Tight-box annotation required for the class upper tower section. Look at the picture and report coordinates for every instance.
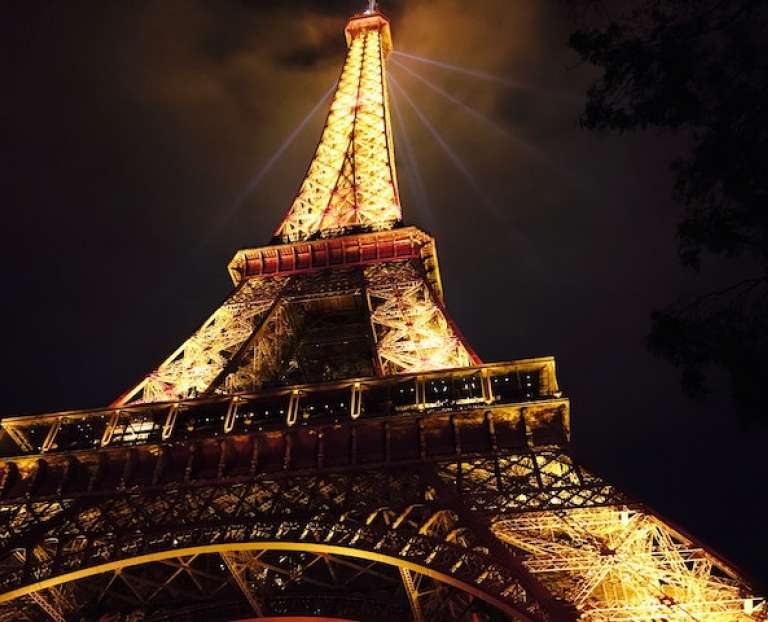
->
[274,10,401,243]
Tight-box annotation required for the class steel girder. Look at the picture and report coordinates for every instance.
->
[0,398,762,620]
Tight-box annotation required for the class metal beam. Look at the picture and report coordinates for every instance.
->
[221,551,264,617]
[399,567,423,622]
[27,591,65,622]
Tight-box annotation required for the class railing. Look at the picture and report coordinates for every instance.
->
[0,359,562,458]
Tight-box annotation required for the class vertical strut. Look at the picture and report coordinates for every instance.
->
[400,567,424,622]
[27,591,66,622]
[220,552,264,617]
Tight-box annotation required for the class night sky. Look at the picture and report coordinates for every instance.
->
[3,0,766,587]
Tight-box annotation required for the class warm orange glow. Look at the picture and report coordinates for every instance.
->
[275,13,401,241]
[494,508,764,621]
[365,262,477,373]
[115,277,287,405]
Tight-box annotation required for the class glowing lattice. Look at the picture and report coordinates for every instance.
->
[493,507,765,621]
[216,300,295,394]
[118,277,286,405]
[275,14,401,241]
[365,262,474,374]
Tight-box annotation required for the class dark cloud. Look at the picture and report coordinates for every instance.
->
[273,32,345,67]
[2,0,766,588]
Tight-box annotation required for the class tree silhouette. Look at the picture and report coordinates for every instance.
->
[568,0,768,416]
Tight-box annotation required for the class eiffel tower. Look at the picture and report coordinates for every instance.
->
[0,7,764,622]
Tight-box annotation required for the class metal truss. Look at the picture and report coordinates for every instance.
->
[365,262,478,374]
[0,432,762,621]
[219,551,266,616]
[26,590,66,622]
[275,14,401,242]
[0,462,572,621]
[117,278,287,406]
[220,549,494,621]
[494,507,766,621]
[437,452,625,515]
[110,257,478,409]
[15,547,76,622]
[0,548,504,621]
[226,226,443,295]
[215,299,295,395]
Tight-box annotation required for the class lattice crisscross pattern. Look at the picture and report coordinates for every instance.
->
[494,507,765,621]
[438,451,625,515]
[364,262,474,374]
[276,17,400,241]
[118,277,286,405]
[0,470,559,622]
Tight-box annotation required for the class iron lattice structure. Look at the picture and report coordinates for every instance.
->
[275,13,401,242]
[1,9,764,622]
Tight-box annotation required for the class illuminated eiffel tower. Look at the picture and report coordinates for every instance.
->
[0,7,764,622]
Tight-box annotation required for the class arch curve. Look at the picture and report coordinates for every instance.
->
[1,541,517,615]
[0,476,549,621]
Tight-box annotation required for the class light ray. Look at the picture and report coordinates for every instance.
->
[390,78,433,228]
[389,73,547,275]
[200,81,336,246]
[388,74,499,218]
[234,80,338,212]
[390,58,571,179]
[392,50,582,102]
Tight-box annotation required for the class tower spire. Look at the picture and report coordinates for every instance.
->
[274,10,401,242]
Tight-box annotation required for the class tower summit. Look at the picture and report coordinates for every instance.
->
[0,6,764,622]
[275,9,400,242]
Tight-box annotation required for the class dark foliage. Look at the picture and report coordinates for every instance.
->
[647,277,767,410]
[569,0,768,415]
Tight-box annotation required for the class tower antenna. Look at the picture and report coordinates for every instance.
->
[367,0,377,14]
